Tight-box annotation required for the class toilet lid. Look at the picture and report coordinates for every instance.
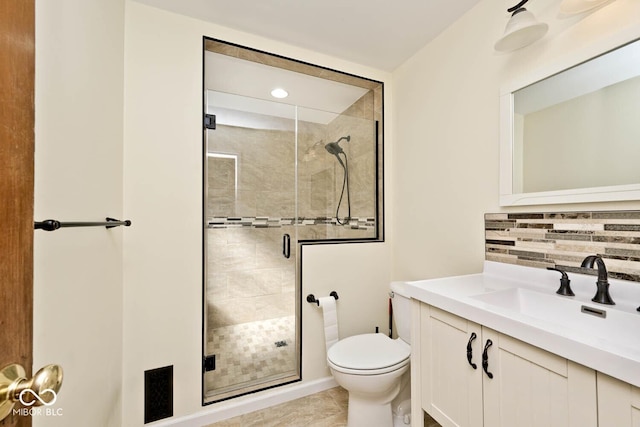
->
[327,333,410,371]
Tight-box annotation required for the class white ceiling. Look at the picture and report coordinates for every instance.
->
[205,52,370,125]
[133,0,480,71]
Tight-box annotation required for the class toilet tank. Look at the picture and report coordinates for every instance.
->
[390,281,412,344]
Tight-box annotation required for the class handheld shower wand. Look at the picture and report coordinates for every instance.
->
[324,136,351,225]
[324,136,349,167]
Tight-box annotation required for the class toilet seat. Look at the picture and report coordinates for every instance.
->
[327,333,410,375]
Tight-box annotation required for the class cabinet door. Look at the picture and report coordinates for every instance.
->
[597,372,640,426]
[421,304,483,427]
[482,328,597,427]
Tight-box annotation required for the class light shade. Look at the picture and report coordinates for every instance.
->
[560,0,614,15]
[495,8,549,52]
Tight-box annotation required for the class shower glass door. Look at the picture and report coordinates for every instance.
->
[204,91,300,401]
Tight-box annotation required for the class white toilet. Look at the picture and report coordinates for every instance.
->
[327,282,412,427]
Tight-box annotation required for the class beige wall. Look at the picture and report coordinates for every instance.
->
[391,0,640,282]
[33,1,390,425]
[34,0,125,426]
[35,0,640,424]
[123,1,391,425]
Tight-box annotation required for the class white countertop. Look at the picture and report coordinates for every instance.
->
[405,261,640,387]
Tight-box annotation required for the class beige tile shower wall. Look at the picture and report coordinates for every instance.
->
[298,120,335,219]
[206,38,383,241]
[208,157,235,216]
[209,125,296,218]
[327,92,376,220]
[209,90,379,240]
[207,227,295,328]
[298,90,379,240]
[297,108,377,225]
[486,211,640,282]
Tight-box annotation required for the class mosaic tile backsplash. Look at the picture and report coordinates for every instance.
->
[485,211,640,282]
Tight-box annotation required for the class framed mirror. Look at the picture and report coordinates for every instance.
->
[499,38,640,206]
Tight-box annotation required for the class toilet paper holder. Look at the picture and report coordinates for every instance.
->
[306,291,339,306]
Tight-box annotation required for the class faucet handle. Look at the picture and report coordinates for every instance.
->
[547,267,575,296]
[580,255,615,305]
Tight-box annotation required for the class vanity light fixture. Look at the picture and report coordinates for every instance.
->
[270,88,289,99]
[559,0,615,15]
[494,0,549,52]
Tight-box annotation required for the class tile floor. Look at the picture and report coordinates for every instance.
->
[205,387,442,427]
[205,316,297,395]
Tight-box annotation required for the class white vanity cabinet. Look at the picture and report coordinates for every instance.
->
[419,304,482,427]
[481,328,597,427]
[418,303,598,427]
[596,373,640,426]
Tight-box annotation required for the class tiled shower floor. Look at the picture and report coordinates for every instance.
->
[205,316,297,394]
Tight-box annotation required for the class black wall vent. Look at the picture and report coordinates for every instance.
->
[144,365,173,424]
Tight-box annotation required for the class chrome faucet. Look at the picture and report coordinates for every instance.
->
[581,255,615,305]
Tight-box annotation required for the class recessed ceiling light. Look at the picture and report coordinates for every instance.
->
[270,88,289,99]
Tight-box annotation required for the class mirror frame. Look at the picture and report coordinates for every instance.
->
[499,34,640,206]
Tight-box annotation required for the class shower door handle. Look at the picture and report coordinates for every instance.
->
[283,234,291,259]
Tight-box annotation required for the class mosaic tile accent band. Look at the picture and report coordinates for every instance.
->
[485,211,640,282]
[208,216,376,230]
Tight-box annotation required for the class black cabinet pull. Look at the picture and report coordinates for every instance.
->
[466,332,478,369]
[283,234,291,259]
[482,339,494,379]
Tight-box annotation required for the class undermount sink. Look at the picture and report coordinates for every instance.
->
[471,287,570,315]
[471,287,640,348]
[406,261,640,387]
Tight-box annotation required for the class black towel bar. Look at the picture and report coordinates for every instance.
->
[306,291,339,306]
[34,217,132,231]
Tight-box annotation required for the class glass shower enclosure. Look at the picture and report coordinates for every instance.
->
[203,43,381,403]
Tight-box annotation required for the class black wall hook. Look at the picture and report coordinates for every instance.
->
[306,291,339,306]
